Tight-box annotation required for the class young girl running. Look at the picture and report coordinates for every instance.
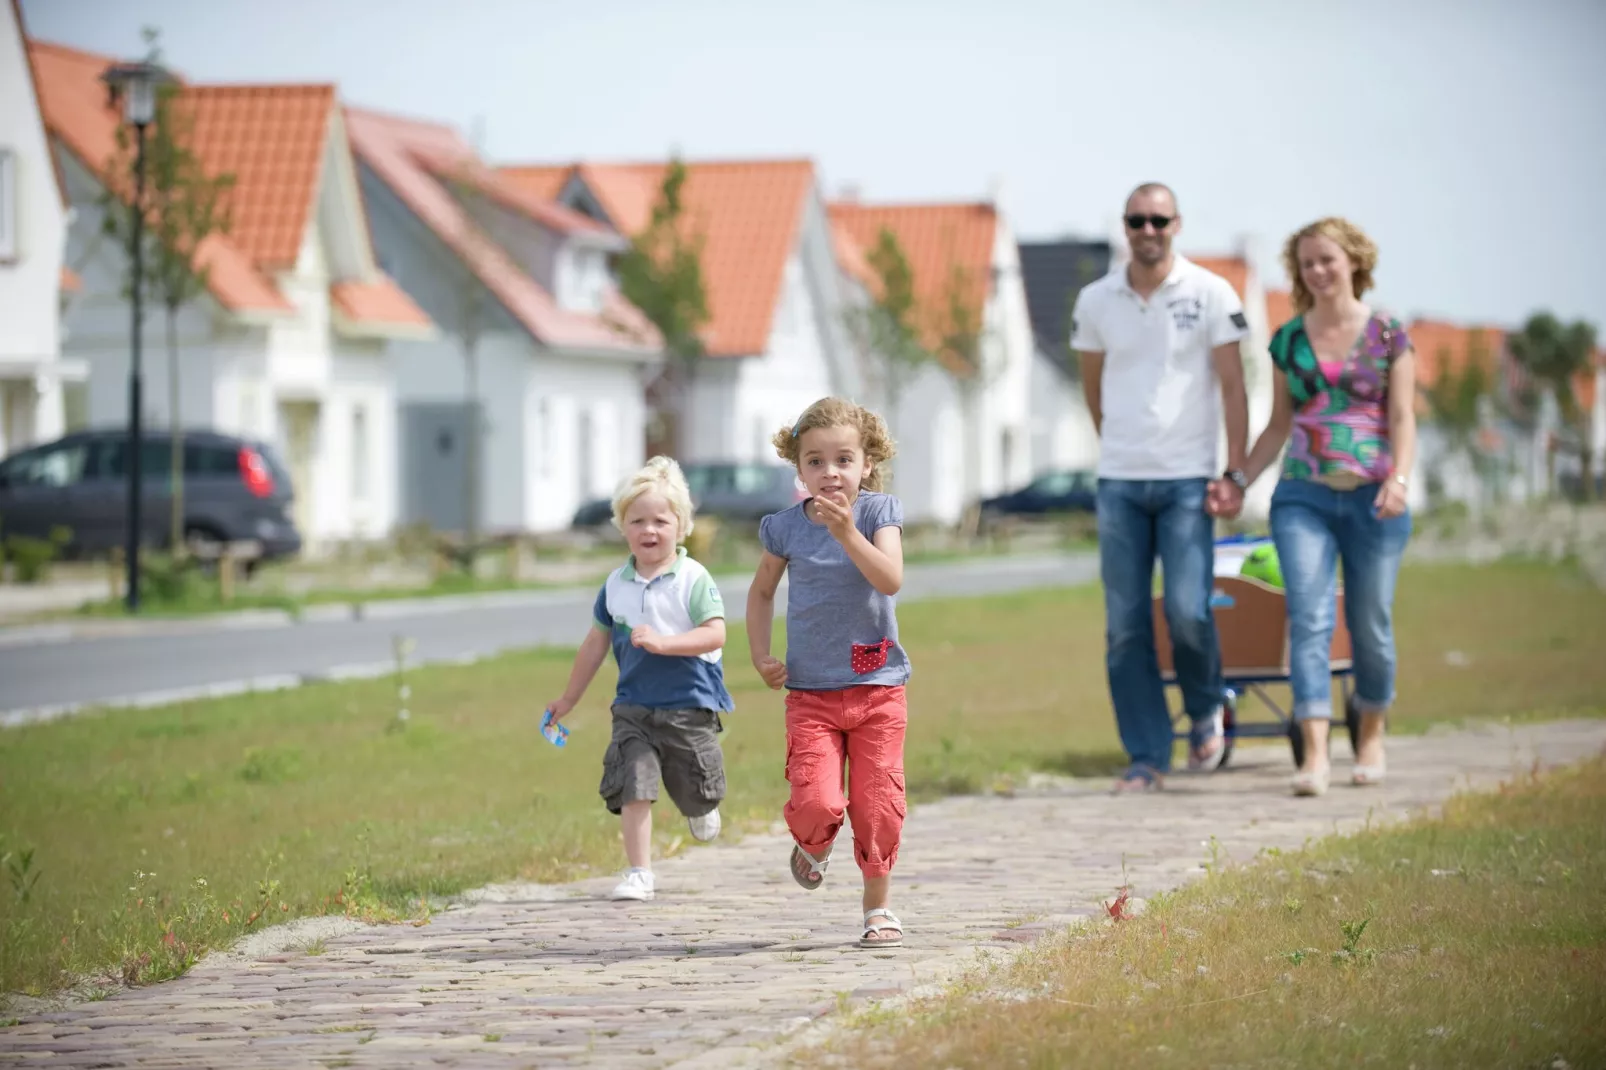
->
[746,397,909,948]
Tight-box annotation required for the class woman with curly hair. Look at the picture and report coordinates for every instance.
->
[1240,218,1418,796]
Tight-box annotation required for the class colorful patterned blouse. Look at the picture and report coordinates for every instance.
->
[1268,312,1411,482]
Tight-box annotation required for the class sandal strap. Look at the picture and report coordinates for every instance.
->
[863,907,900,926]
[795,844,832,874]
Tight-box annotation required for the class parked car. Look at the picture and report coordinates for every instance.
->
[570,462,805,529]
[980,469,1098,518]
[0,429,302,561]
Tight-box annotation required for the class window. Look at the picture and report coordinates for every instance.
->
[0,148,16,261]
[8,443,89,488]
[94,439,173,481]
[351,406,370,501]
[184,443,239,476]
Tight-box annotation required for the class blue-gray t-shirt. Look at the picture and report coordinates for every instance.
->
[758,491,910,691]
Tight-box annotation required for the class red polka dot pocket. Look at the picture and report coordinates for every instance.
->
[850,638,894,675]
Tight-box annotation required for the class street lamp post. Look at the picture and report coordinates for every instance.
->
[101,60,172,613]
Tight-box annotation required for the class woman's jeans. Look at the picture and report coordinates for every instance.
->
[1269,479,1412,723]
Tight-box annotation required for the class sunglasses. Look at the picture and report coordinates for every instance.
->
[1124,214,1174,231]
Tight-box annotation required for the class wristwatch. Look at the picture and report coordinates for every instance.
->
[1223,468,1248,491]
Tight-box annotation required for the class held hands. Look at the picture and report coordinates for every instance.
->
[754,654,788,690]
[813,491,855,543]
[1373,478,1408,519]
[630,625,667,655]
[1205,479,1245,519]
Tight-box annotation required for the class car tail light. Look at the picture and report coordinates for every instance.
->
[239,446,275,498]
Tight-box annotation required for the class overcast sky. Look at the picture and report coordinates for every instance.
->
[21,0,1606,328]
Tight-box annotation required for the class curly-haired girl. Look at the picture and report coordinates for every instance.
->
[746,396,910,948]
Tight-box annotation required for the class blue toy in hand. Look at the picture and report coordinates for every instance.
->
[540,709,570,748]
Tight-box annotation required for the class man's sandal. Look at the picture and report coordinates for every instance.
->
[789,843,831,891]
[859,907,904,948]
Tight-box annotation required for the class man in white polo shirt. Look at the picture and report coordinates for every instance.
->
[1071,182,1250,793]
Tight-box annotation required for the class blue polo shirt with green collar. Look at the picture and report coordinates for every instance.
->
[592,546,734,712]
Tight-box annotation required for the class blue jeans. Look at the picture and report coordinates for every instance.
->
[1270,479,1412,722]
[1097,478,1223,775]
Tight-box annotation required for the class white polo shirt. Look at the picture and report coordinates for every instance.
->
[1070,255,1248,480]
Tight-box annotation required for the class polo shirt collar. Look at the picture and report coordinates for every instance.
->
[1119,254,1194,295]
[621,545,687,583]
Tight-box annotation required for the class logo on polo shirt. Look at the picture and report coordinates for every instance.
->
[1168,296,1203,331]
[1230,311,1248,330]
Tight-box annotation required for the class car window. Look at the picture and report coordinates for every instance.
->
[734,465,778,494]
[7,444,89,488]
[185,443,239,476]
[1031,471,1075,496]
[94,440,174,480]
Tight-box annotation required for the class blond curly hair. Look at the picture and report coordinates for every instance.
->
[771,397,897,492]
[611,455,695,539]
[1283,216,1379,314]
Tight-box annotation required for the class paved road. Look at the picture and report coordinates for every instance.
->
[3,719,1600,1068]
[0,553,1097,724]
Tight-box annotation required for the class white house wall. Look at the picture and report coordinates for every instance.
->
[894,364,965,524]
[734,251,837,465]
[523,353,646,530]
[0,8,67,451]
[1028,349,1099,474]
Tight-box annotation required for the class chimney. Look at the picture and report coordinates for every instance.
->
[838,183,862,204]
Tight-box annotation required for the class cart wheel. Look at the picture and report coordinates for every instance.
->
[1219,690,1238,770]
[1344,694,1361,758]
[1287,717,1305,768]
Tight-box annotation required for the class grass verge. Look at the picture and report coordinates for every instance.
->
[0,560,1601,999]
[809,754,1606,1070]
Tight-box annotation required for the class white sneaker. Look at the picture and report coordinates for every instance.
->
[688,807,721,843]
[609,868,655,901]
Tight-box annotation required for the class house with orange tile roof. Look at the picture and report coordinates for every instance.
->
[29,37,435,550]
[0,1,81,456]
[500,157,866,473]
[347,111,661,535]
[827,196,1034,523]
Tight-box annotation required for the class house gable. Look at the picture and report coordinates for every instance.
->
[346,107,654,356]
[502,157,816,359]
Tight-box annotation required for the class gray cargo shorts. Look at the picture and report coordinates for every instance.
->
[600,704,726,818]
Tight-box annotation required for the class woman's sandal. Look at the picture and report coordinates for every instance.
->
[1291,765,1330,797]
[789,843,832,891]
[859,907,904,948]
[1352,709,1388,786]
[1351,759,1387,786]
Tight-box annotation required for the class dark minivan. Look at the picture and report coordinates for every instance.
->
[0,429,301,560]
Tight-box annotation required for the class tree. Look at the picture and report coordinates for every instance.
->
[101,28,235,556]
[845,227,930,437]
[615,159,710,458]
[1508,311,1599,496]
[1422,334,1496,509]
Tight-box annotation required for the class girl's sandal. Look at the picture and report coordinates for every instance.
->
[789,843,831,891]
[859,907,904,948]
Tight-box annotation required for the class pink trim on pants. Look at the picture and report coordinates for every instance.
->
[783,685,908,879]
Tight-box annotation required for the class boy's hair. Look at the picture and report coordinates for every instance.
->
[771,397,897,492]
[612,455,696,538]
